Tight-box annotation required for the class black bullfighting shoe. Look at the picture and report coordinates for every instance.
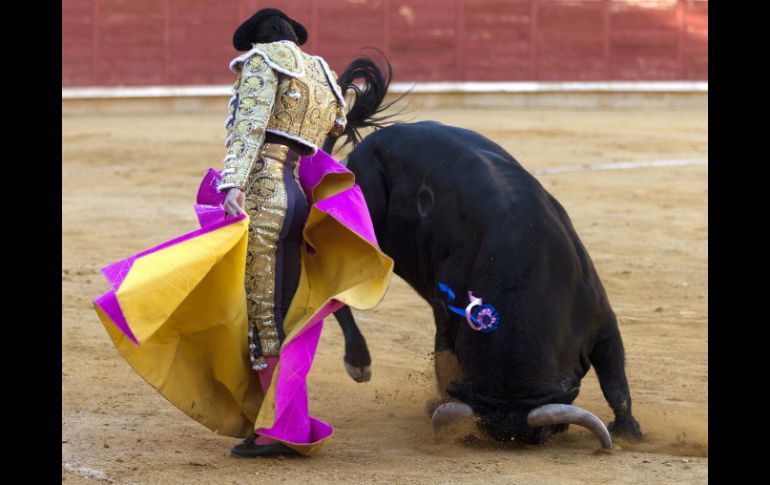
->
[229,434,299,458]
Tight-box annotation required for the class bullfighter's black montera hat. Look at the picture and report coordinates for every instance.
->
[233,8,308,51]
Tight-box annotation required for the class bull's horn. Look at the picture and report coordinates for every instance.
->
[432,402,474,430]
[527,404,612,449]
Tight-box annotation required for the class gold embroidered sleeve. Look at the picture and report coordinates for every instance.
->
[217,55,279,192]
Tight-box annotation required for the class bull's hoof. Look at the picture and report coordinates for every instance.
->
[608,416,643,441]
[344,361,371,383]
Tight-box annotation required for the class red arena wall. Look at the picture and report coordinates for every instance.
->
[62,0,707,87]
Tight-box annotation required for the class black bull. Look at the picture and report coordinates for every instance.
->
[331,121,642,447]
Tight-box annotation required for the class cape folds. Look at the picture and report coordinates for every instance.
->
[93,149,394,455]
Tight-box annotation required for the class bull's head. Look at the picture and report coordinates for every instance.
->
[431,285,614,450]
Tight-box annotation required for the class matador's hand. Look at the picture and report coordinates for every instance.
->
[224,188,246,217]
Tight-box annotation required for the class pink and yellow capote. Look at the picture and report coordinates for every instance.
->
[92,149,394,456]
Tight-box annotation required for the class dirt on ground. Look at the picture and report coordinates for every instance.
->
[62,103,707,484]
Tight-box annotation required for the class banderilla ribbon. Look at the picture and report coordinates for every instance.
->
[438,282,500,333]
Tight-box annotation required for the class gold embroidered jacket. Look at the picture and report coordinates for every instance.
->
[218,40,347,192]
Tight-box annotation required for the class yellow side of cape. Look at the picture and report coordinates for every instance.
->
[94,169,394,455]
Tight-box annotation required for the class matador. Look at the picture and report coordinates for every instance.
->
[220,9,347,373]
[93,7,394,461]
[220,9,347,457]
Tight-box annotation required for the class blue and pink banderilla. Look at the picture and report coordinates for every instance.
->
[438,283,500,333]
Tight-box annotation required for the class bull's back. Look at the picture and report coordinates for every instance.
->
[349,122,580,297]
[356,124,558,239]
[363,121,549,224]
[348,121,609,314]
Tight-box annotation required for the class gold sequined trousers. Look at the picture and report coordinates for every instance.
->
[243,142,308,371]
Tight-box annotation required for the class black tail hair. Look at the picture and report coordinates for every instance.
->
[322,50,406,154]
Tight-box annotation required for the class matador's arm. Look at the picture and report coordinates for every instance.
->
[217,55,279,193]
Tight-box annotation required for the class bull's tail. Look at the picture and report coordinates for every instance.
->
[322,50,406,154]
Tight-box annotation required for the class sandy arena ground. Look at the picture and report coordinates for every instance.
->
[63,103,707,484]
